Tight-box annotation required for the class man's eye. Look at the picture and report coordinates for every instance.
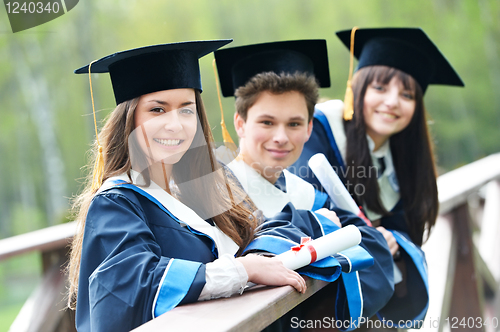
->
[289,122,300,127]
[262,121,273,125]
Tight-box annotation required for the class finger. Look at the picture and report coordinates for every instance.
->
[292,275,306,294]
[388,235,398,248]
[287,275,301,292]
[391,243,400,256]
[291,272,305,293]
[388,239,397,255]
[297,274,306,293]
[288,270,306,293]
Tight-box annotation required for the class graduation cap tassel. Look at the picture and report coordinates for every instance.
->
[212,59,238,153]
[343,80,354,121]
[88,60,105,192]
[343,26,358,121]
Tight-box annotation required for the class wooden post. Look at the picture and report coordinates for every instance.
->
[448,203,484,331]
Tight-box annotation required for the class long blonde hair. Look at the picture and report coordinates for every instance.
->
[67,90,257,309]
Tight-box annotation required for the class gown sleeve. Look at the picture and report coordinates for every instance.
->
[76,191,207,332]
[243,203,347,282]
[377,201,429,328]
[332,207,395,329]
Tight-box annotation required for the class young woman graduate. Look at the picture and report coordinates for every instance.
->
[290,28,465,328]
[213,40,394,330]
[67,40,345,332]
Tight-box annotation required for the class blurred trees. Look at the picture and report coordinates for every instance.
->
[0,0,499,237]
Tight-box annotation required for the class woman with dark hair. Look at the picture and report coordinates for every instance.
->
[66,40,340,332]
[291,28,464,328]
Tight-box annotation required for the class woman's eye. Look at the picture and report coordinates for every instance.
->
[150,107,164,113]
[372,84,385,91]
[180,108,195,115]
[401,91,414,100]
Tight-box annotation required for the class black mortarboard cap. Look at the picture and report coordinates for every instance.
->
[336,28,464,93]
[214,40,330,97]
[75,39,232,104]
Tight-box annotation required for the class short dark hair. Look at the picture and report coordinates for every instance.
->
[234,71,319,121]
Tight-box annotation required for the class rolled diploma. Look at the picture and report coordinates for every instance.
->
[308,153,361,215]
[277,224,361,270]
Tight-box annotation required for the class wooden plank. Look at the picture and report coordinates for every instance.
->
[0,222,76,261]
[448,204,484,331]
[9,250,75,332]
[437,153,500,215]
[475,250,497,298]
[478,180,500,331]
[133,277,329,332]
[478,180,500,283]
[412,214,457,332]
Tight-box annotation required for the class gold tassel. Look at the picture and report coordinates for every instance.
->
[221,122,235,145]
[343,26,358,121]
[213,59,238,154]
[343,80,354,121]
[88,60,105,192]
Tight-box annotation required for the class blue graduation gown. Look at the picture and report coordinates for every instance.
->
[223,158,387,330]
[274,173,394,328]
[77,186,212,332]
[76,175,344,332]
[290,108,429,328]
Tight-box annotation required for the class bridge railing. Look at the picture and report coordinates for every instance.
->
[0,221,77,332]
[415,154,500,332]
[1,153,499,332]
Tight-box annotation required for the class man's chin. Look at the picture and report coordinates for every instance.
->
[261,164,288,176]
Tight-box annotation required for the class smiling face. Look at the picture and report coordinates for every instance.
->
[133,89,198,174]
[235,90,312,183]
[363,76,416,150]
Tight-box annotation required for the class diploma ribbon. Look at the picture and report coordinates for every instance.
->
[291,237,318,264]
[357,206,373,227]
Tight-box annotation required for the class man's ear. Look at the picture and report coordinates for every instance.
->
[305,119,313,142]
[234,112,246,138]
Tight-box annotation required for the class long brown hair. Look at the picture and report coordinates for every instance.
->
[67,90,257,309]
[344,65,438,246]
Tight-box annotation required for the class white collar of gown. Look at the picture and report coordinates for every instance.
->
[97,169,240,257]
[226,159,316,218]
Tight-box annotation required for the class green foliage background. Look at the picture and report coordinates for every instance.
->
[0,0,499,327]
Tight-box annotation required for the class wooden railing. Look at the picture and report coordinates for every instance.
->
[414,153,500,332]
[1,153,499,332]
[0,222,77,332]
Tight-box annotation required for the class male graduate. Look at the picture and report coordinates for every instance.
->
[214,40,394,330]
